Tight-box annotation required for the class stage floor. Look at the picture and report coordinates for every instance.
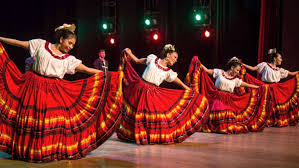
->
[1,126,298,168]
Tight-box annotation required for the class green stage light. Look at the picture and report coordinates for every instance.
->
[102,23,108,30]
[145,19,151,26]
[195,13,201,21]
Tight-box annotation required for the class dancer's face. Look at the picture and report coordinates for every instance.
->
[167,52,178,66]
[59,37,76,53]
[230,65,241,77]
[273,53,282,65]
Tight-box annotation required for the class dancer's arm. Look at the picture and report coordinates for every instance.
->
[240,81,259,89]
[76,64,102,75]
[201,64,214,76]
[124,48,146,64]
[288,71,299,76]
[0,36,29,49]
[173,77,191,90]
[242,63,258,71]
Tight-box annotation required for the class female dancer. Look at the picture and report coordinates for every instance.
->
[237,48,299,127]
[201,57,259,93]
[242,48,298,83]
[185,56,272,133]
[0,24,123,162]
[116,45,209,144]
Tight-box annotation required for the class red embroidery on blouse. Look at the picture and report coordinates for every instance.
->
[266,62,280,71]
[154,57,170,71]
[221,70,237,80]
[45,42,70,60]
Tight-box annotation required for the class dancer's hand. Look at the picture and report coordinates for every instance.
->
[288,71,299,76]
[186,86,192,90]
[124,48,132,61]
[123,49,146,64]
[124,48,132,54]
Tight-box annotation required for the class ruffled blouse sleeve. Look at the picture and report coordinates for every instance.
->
[29,39,44,57]
[280,68,289,79]
[65,56,82,74]
[213,68,222,79]
[165,70,178,82]
[256,62,266,74]
[234,78,243,87]
[146,54,157,65]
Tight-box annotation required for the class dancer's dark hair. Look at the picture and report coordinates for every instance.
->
[160,44,176,59]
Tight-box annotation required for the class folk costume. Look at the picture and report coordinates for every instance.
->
[0,40,123,162]
[116,52,209,144]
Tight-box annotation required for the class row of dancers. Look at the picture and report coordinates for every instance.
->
[0,24,298,162]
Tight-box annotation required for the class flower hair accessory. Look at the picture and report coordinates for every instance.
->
[268,48,277,54]
[164,44,175,52]
[228,56,240,63]
[55,23,76,33]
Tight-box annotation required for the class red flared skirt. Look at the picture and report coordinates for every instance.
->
[237,65,299,127]
[116,52,209,144]
[0,43,123,162]
[185,56,272,134]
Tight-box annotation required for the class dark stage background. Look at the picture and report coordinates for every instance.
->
[0,0,298,84]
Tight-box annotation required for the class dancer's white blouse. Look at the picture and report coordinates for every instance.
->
[213,69,242,93]
[257,62,289,83]
[29,39,82,78]
[142,54,177,86]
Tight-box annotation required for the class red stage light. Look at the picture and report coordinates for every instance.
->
[153,33,159,40]
[204,30,211,38]
[109,38,115,45]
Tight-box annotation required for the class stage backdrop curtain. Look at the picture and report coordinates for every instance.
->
[257,0,281,77]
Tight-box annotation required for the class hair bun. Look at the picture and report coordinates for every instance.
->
[268,48,277,54]
[226,56,241,69]
[228,56,240,63]
[55,23,76,33]
[164,44,175,52]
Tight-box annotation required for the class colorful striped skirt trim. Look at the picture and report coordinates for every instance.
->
[116,52,209,144]
[185,56,272,134]
[0,43,123,162]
